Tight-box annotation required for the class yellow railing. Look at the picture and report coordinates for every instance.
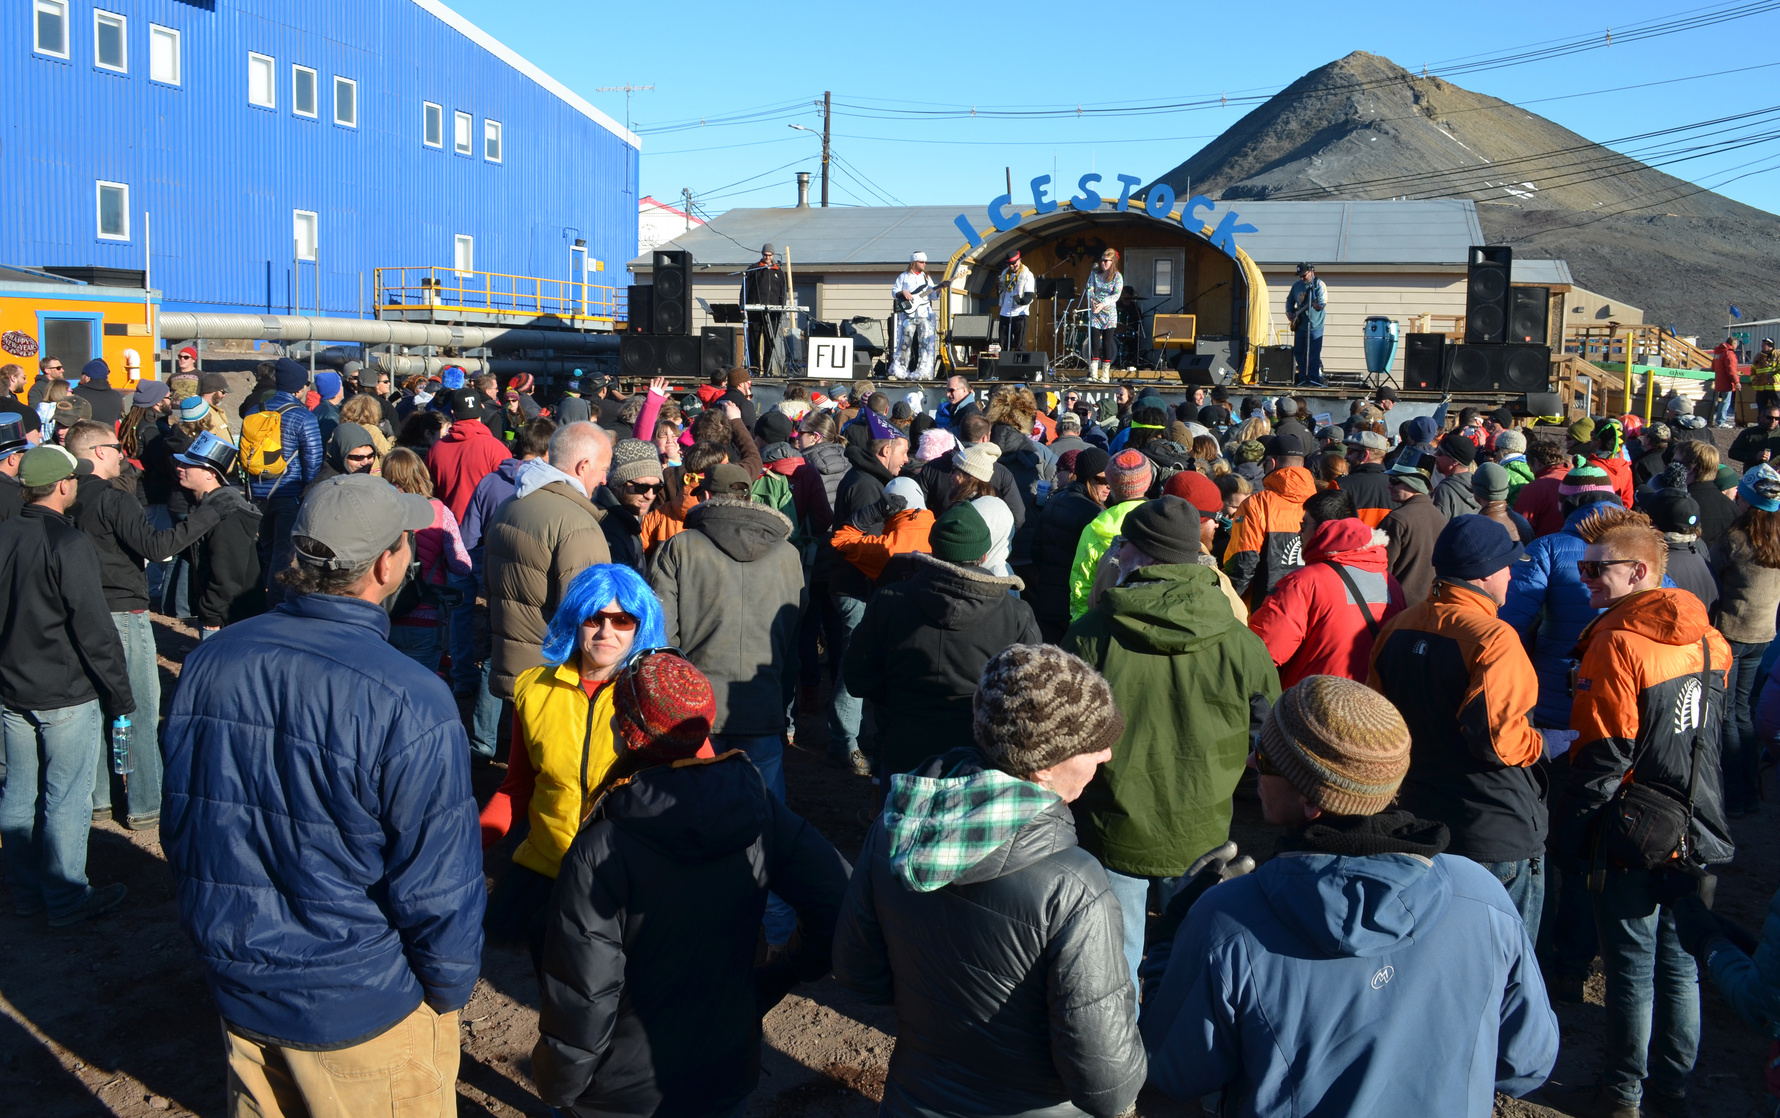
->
[374,266,623,323]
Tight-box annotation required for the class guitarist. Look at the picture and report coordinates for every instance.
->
[1286,262,1328,388]
[996,250,1037,354]
[889,252,942,380]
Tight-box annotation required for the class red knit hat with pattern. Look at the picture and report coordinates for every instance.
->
[1105,449,1154,503]
[613,653,716,762]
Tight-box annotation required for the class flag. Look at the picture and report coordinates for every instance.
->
[1731,305,1743,320]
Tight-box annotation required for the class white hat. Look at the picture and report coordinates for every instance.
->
[910,251,927,263]
[903,391,924,414]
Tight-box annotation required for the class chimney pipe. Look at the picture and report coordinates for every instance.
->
[796,172,811,208]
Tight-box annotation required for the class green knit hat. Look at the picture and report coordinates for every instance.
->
[1567,417,1596,444]
[930,500,992,564]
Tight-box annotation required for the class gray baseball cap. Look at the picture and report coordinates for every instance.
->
[292,475,433,570]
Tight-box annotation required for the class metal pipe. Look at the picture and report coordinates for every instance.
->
[158,311,620,353]
[371,354,614,377]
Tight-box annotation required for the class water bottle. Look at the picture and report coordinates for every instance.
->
[111,716,132,776]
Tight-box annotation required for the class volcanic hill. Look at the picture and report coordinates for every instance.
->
[1149,52,1780,337]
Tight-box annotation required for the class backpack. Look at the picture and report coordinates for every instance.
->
[240,403,297,478]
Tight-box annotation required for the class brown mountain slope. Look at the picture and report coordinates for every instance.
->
[1150,52,1780,336]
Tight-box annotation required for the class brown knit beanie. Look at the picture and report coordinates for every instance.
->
[1259,675,1411,816]
[972,644,1125,777]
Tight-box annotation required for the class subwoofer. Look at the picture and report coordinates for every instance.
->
[1403,333,1447,391]
[1509,286,1550,345]
[700,327,736,378]
[1464,245,1513,345]
[659,333,704,379]
[651,250,693,335]
[1446,343,1551,393]
[619,334,662,378]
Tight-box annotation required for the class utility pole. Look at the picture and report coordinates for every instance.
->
[594,83,654,134]
[681,187,694,231]
[821,91,831,208]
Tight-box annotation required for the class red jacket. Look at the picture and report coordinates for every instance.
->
[1514,464,1570,538]
[1248,518,1405,688]
[1713,340,1742,392]
[427,418,511,524]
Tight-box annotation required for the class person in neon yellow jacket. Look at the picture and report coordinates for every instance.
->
[1068,450,1153,618]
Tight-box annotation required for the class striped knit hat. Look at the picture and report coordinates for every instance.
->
[1105,448,1154,502]
[1559,463,1617,498]
[973,644,1125,777]
[1259,675,1411,816]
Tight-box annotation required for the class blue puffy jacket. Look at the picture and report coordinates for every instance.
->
[1141,843,1558,1117]
[1500,497,1674,727]
[161,593,485,1047]
[240,390,323,500]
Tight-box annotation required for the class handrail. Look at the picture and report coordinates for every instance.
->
[373,265,624,322]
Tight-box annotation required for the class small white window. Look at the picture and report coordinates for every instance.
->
[454,111,472,155]
[1153,257,1174,298]
[292,66,316,117]
[149,25,179,85]
[333,77,356,127]
[454,235,474,277]
[484,119,503,163]
[97,181,129,241]
[248,52,275,108]
[34,0,67,59]
[293,211,318,261]
[423,102,442,148]
[94,10,125,72]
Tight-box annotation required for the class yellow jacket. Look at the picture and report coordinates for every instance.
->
[511,662,620,879]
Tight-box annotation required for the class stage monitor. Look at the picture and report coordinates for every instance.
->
[948,314,996,344]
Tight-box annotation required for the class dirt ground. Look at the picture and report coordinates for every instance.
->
[5,565,1780,1115]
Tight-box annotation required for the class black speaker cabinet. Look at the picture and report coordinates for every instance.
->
[1446,343,1551,393]
[947,314,996,344]
[651,250,693,335]
[626,285,653,334]
[1257,345,1295,386]
[1176,352,1230,387]
[1509,286,1550,345]
[1519,391,1563,417]
[1000,350,1048,376]
[1464,245,1513,345]
[619,334,661,378]
[700,327,736,378]
[976,355,1000,379]
[1404,333,1447,391]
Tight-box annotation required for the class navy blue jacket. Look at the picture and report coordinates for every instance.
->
[161,593,485,1047]
[240,390,323,500]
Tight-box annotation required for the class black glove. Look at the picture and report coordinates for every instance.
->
[881,492,909,516]
[1156,842,1256,944]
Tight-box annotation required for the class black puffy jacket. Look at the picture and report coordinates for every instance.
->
[1030,483,1104,636]
[534,752,852,1118]
[834,749,1146,1118]
[842,553,1041,776]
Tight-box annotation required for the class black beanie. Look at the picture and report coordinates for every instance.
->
[1120,496,1202,565]
[756,410,794,446]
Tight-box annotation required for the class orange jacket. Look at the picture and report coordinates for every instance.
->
[1561,588,1735,866]
[1223,466,1316,607]
[830,508,935,582]
[1369,579,1546,861]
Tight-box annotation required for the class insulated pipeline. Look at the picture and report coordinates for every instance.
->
[157,312,620,353]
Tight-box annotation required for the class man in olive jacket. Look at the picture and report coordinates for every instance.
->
[1063,495,1281,987]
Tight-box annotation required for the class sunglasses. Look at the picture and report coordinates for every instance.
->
[1577,559,1640,579]
[1250,748,1280,777]
[623,481,663,495]
[584,609,639,632]
[92,442,123,453]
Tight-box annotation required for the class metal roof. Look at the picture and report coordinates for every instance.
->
[1510,259,1574,287]
[631,198,1489,270]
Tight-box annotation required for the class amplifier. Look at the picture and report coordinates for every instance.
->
[948,313,996,344]
[1257,345,1295,386]
[1000,350,1049,376]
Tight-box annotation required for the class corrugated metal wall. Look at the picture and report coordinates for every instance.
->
[0,0,638,316]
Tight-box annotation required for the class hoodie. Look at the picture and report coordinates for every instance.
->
[427,417,511,522]
[1248,519,1404,688]
[1064,564,1282,875]
[1223,465,1316,607]
[648,498,806,736]
[305,422,376,494]
[1432,466,1482,519]
[834,748,1145,1118]
[459,457,522,556]
[1142,821,1558,1117]
[514,457,587,500]
[791,440,849,535]
[971,494,1016,577]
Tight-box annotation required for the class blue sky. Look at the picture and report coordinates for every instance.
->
[450,0,1780,218]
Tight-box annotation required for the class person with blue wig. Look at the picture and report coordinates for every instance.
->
[478,563,666,966]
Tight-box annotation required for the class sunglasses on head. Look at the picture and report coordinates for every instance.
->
[1577,559,1639,579]
[584,609,639,632]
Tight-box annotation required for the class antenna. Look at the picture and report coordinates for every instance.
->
[594,83,654,134]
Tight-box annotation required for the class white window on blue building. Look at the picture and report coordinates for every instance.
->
[97,181,129,241]
[248,52,275,108]
[424,102,443,147]
[484,120,502,163]
[334,77,357,127]
[294,211,318,261]
[293,66,317,117]
[454,111,472,155]
[149,24,179,85]
[93,10,125,73]
[454,235,474,277]
[34,0,68,59]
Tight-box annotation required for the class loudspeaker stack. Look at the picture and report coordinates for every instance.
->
[621,251,705,378]
[1445,245,1552,394]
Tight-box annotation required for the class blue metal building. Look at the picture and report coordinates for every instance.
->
[2,0,639,316]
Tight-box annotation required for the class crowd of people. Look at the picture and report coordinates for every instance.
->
[6,348,1780,1118]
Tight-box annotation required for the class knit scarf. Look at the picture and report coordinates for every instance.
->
[998,265,1023,298]
[1275,810,1450,858]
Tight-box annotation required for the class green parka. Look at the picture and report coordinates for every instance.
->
[1063,563,1281,877]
